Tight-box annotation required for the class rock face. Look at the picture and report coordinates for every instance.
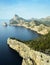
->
[7,38,50,65]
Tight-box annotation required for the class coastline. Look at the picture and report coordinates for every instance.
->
[9,23,50,35]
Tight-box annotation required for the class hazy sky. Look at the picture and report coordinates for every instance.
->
[0,0,50,19]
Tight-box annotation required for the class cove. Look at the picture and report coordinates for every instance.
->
[0,23,39,65]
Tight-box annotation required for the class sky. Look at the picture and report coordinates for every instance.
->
[0,0,50,19]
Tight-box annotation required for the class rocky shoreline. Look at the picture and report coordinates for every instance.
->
[10,24,49,35]
[7,38,50,65]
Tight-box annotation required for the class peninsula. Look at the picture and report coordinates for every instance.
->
[7,38,50,65]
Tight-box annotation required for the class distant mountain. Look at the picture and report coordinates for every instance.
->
[37,16,50,26]
[10,14,50,26]
[10,14,30,24]
[10,14,40,26]
[40,16,50,21]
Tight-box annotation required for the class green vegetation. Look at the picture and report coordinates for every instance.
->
[24,32,50,54]
[10,32,50,54]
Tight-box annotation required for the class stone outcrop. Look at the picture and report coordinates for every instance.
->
[7,38,50,65]
[2,22,7,26]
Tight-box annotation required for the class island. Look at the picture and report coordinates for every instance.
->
[2,22,7,26]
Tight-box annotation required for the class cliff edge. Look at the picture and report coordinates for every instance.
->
[7,38,50,65]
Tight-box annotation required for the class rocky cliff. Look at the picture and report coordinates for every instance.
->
[7,38,50,65]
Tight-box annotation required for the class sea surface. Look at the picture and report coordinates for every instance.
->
[0,20,39,65]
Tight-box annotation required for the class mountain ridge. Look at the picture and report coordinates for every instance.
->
[10,14,50,26]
